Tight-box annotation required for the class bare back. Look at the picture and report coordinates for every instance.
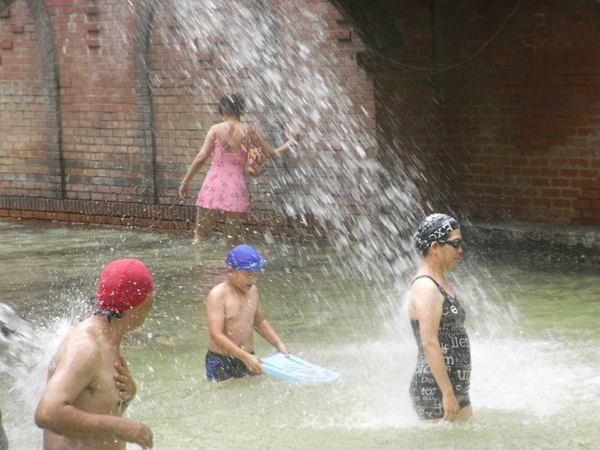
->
[215,121,249,155]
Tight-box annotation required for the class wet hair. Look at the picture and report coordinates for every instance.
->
[94,307,123,323]
[218,93,246,119]
[88,294,123,323]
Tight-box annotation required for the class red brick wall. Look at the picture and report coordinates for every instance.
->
[1,0,599,230]
[358,1,443,207]
[0,0,373,236]
[433,0,600,225]
[0,2,50,197]
[364,0,599,226]
[57,0,141,203]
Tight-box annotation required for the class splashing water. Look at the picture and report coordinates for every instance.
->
[155,0,425,282]
[3,1,600,448]
[0,303,70,442]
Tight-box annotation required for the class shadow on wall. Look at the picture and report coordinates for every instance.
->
[0,0,19,15]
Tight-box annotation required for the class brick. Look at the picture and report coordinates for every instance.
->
[83,6,100,15]
[2,0,600,229]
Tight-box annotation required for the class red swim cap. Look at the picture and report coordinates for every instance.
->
[96,259,154,312]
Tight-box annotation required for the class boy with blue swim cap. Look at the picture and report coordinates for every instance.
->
[205,245,290,382]
[225,244,266,270]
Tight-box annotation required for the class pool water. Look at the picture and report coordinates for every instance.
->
[1,221,599,449]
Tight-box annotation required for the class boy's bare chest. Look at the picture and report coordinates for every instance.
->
[223,295,257,322]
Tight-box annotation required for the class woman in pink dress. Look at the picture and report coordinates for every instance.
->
[179,94,295,245]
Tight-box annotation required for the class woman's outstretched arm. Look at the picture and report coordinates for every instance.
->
[250,126,297,159]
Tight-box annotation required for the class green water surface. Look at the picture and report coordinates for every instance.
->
[1,222,598,449]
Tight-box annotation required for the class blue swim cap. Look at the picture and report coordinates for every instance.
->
[226,245,266,270]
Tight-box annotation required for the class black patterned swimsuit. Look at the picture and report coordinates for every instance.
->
[409,275,471,420]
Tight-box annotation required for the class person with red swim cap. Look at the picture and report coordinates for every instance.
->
[35,259,155,449]
[96,259,155,313]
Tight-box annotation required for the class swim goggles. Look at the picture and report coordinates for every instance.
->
[437,238,463,248]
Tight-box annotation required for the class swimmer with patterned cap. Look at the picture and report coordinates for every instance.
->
[414,213,460,254]
[408,213,472,423]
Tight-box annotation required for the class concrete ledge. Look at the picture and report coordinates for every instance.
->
[1,196,599,265]
[0,195,327,240]
[466,220,600,266]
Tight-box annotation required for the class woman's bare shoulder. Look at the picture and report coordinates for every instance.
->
[208,123,224,134]
[412,274,437,290]
[411,276,444,304]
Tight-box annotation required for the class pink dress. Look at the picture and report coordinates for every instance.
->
[196,125,251,213]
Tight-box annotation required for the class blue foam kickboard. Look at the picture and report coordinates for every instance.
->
[260,353,340,383]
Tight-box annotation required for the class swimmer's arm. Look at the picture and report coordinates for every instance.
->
[412,281,459,421]
[179,126,217,199]
[35,338,106,437]
[253,299,290,355]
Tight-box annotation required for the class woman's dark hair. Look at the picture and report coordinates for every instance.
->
[419,232,450,257]
[218,93,246,119]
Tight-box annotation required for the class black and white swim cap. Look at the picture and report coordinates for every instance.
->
[414,213,460,251]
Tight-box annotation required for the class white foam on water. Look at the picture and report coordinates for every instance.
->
[1,303,71,449]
